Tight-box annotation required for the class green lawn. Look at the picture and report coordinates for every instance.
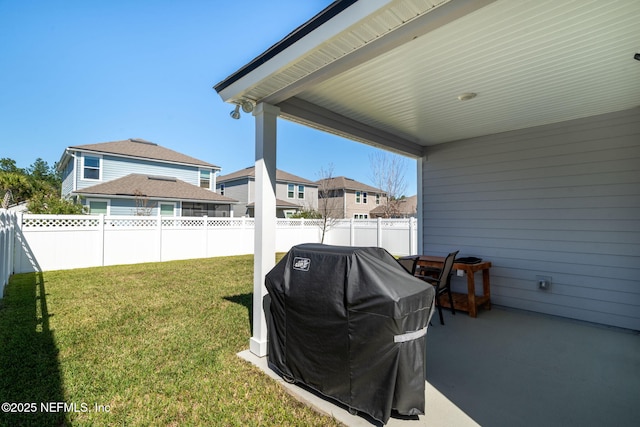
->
[0,256,343,426]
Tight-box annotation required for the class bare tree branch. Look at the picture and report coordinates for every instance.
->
[133,190,155,216]
[368,152,408,218]
[316,164,340,243]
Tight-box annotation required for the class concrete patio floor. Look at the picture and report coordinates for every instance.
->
[240,306,639,426]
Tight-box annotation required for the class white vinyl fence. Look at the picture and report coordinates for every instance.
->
[0,210,17,295]
[5,213,417,275]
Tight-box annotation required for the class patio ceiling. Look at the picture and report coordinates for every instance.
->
[215,0,640,157]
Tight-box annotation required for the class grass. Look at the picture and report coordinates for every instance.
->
[0,256,343,426]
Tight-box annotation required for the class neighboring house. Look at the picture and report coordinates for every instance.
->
[57,138,237,216]
[316,176,386,219]
[217,166,318,218]
[370,195,417,218]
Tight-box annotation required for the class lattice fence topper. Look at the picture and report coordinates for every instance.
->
[207,218,252,227]
[105,218,158,228]
[162,218,205,227]
[383,219,413,227]
[22,215,100,228]
[276,219,324,227]
[18,214,413,231]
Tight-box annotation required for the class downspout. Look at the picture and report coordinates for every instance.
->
[71,151,77,192]
[416,151,426,254]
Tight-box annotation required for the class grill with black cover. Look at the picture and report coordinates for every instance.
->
[264,244,435,424]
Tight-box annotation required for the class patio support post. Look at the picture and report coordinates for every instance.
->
[250,102,280,357]
[416,155,425,253]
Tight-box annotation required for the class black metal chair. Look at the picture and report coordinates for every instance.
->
[417,250,459,325]
[397,256,419,275]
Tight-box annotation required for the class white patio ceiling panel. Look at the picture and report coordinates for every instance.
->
[232,0,449,105]
[294,0,640,147]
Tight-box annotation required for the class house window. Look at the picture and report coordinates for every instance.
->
[362,192,368,204]
[354,214,368,219]
[83,156,101,180]
[376,194,381,205]
[88,200,108,214]
[288,184,294,199]
[355,191,361,204]
[219,184,225,196]
[200,170,211,189]
[160,203,175,216]
[297,185,305,199]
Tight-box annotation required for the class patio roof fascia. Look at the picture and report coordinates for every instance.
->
[213,0,358,94]
[214,0,389,103]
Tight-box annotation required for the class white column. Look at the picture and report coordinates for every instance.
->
[417,155,426,253]
[251,102,280,357]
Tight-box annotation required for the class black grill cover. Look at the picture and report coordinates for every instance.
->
[264,244,435,424]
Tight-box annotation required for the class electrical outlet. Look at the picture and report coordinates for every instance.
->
[536,275,552,290]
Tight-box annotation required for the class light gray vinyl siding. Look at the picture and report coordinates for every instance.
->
[75,154,205,191]
[421,108,640,330]
[82,198,180,216]
[218,180,250,217]
[61,158,74,197]
[102,156,200,185]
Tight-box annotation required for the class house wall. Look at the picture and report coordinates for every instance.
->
[219,180,250,217]
[318,191,346,219]
[221,178,318,217]
[61,158,74,197]
[82,198,181,216]
[421,108,640,330]
[74,154,209,191]
[275,181,319,211]
[344,190,385,219]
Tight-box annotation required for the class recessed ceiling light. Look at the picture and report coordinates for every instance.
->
[457,92,477,101]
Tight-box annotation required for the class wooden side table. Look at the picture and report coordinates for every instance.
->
[414,256,492,318]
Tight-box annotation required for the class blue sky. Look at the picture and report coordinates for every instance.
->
[0,0,416,195]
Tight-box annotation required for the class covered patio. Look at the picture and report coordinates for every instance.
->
[241,306,640,426]
[214,0,640,424]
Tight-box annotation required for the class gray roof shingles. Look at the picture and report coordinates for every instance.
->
[69,138,219,169]
[247,198,302,209]
[75,174,237,203]
[316,176,382,193]
[218,166,316,186]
